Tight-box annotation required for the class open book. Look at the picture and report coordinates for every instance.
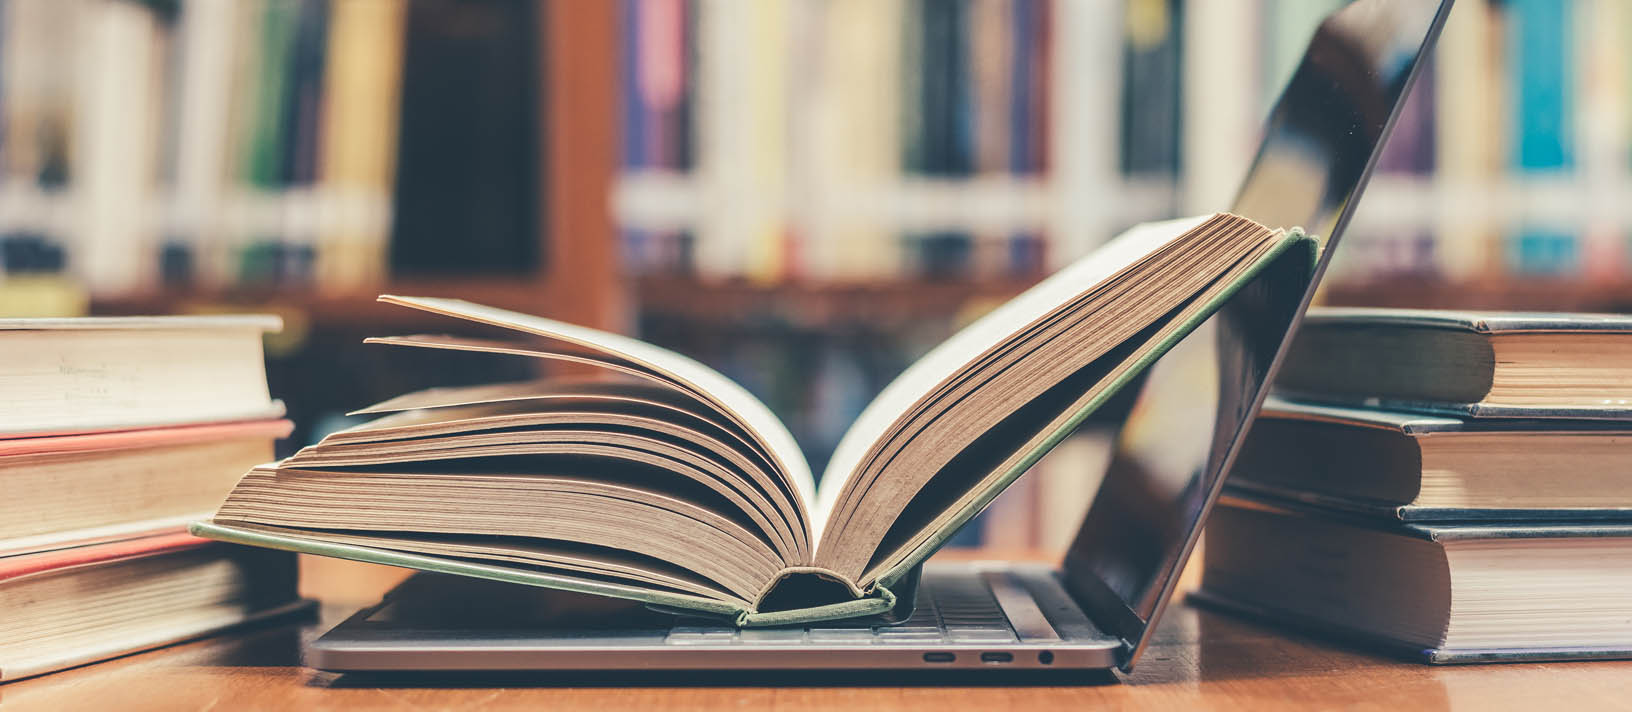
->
[194,213,1313,626]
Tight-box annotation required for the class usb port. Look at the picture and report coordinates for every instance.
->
[922,652,956,663]
[980,652,1013,664]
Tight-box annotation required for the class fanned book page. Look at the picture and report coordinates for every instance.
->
[195,212,1313,626]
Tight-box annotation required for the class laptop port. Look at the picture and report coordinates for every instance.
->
[980,652,1013,664]
[1037,651,1054,665]
[922,652,956,663]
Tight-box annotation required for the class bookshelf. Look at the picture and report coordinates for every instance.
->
[72,0,623,331]
[636,275,1034,330]
[65,0,625,454]
[612,0,1632,309]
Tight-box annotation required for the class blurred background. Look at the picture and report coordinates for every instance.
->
[0,0,1625,554]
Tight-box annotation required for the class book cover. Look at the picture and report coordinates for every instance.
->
[0,418,292,458]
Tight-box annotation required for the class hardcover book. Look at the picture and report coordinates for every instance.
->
[0,315,285,436]
[0,419,292,556]
[195,213,1314,626]
[0,531,309,682]
[1226,398,1632,521]
[1275,307,1632,418]
[1195,496,1632,663]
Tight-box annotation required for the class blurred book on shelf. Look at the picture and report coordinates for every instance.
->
[12,0,1632,558]
[612,0,1632,300]
[0,0,561,300]
[6,1,1630,306]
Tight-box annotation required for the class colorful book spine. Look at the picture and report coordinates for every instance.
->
[1432,0,1503,281]
[269,0,327,287]
[618,0,653,275]
[315,0,407,291]
[808,0,904,281]
[969,0,1013,279]
[238,0,298,285]
[694,0,786,282]
[1007,0,1048,275]
[1,0,77,285]
[1120,0,1182,178]
[166,0,239,288]
[1574,0,1630,282]
[1506,0,1577,275]
[901,0,973,280]
[70,0,165,295]
[623,0,696,278]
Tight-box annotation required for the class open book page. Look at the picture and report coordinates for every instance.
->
[811,214,1286,581]
[374,296,816,514]
[287,379,809,562]
[813,215,1210,536]
[857,225,1294,583]
[254,525,740,602]
[216,465,782,602]
[341,379,768,482]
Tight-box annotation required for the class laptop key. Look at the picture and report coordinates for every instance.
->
[807,628,875,644]
[738,629,806,645]
[665,626,737,645]
[875,628,944,644]
[946,626,1017,643]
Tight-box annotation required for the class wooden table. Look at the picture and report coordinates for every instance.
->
[6,558,1632,710]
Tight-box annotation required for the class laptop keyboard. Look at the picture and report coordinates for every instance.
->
[664,569,1036,646]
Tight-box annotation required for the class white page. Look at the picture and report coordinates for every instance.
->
[811,215,1213,540]
[374,296,816,513]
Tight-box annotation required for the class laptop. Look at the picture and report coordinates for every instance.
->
[308,0,1452,675]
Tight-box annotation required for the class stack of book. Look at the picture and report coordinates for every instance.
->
[1197,307,1632,663]
[0,315,306,682]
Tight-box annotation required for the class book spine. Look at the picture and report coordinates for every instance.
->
[1574,0,1630,283]
[619,0,652,275]
[694,0,787,282]
[1506,0,1577,276]
[315,0,407,290]
[1432,0,1503,282]
[969,0,1011,280]
[167,0,239,289]
[1119,0,1182,179]
[899,0,975,281]
[388,0,541,277]
[1179,0,1257,216]
[69,0,165,296]
[811,0,904,281]
[279,0,327,286]
[1,0,78,295]
[1006,0,1048,275]
[237,0,297,286]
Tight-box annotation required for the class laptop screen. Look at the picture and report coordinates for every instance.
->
[1062,0,1452,668]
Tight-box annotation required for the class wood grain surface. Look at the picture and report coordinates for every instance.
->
[5,552,1630,711]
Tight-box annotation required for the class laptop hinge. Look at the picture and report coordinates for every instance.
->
[1061,550,1149,669]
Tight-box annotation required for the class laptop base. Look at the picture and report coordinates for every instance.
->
[308,562,1123,673]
